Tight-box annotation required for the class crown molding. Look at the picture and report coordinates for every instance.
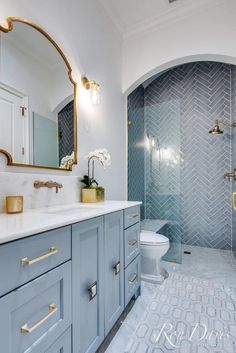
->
[98,0,222,42]
[98,0,225,43]
[124,0,223,39]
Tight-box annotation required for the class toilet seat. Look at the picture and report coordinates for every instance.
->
[140,230,169,246]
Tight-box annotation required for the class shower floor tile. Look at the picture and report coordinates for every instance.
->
[164,245,236,289]
[104,246,236,353]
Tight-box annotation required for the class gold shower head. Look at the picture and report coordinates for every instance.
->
[209,120,223,134]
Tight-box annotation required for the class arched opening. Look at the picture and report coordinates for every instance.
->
[125,54,236,95]
[127,60,236,264]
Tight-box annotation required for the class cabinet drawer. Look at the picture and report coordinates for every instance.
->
[0,261,71,353]
[124,206,140,229]
[0,226,71,297]
[124,255,141,307]
[45,327,71,353]
[124,223,140,267]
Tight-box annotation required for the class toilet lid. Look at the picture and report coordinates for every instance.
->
[140,230,169,245]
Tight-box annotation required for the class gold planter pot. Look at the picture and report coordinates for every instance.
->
[81,187,105,203]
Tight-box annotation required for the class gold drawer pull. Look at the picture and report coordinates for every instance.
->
[21,303,57,334]
[20,246,58,266]
[128,239,138,247]
[232,192,236,210]
[129,273,138,284]
[128,213,139,220]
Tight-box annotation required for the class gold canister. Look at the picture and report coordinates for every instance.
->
[5,196,24,214]
[81,187,105,203]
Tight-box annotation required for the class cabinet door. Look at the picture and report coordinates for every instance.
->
[104,211,124,335]
[72,217,104,353]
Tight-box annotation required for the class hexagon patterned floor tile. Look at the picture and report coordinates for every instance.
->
[105,247,236,353]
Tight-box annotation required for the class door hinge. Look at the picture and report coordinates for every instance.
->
[20,106,27,116]
[22,147,25,155]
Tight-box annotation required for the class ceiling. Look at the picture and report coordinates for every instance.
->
[99,0,216,38]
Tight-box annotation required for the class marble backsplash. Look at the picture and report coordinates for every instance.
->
[0,172,80,213]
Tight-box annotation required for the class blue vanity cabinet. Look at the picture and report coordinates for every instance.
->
[104,211,124,335]
[0,204,141,353]
[72,217,105,353]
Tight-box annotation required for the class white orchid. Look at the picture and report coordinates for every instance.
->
[60,151,74,169]
[86,148,111,169]
[82,148,111,187]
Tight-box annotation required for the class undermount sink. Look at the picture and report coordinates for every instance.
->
[41,205,102,216]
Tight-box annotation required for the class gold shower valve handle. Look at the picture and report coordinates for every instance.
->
[232,192,236,210]
[224,170,236,180]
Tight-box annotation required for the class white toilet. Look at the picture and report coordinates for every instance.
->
[140,230,170,283]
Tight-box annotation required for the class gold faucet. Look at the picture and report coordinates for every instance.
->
[224,169,236,180]
[34,180,63,193]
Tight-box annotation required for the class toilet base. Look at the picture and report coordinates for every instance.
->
[141,273,164,284]
[141,268,169,284]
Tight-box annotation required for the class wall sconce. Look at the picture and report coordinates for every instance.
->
[81,76,100,105]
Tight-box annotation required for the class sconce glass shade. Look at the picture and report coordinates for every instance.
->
[81,76,100,105]
[90,81,100,105]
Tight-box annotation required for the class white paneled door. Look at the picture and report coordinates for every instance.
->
[0,86,28,163]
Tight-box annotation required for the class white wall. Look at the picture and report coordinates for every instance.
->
[123,0,236,93]
[0,0,126,208]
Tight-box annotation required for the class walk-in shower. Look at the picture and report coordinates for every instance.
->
[128,61,236,263]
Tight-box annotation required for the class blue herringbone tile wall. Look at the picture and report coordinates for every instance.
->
[58,100,74,164]
[231,65,236,258]
[128,62,234,250]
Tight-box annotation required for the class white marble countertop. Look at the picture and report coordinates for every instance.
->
[0,201,141,244]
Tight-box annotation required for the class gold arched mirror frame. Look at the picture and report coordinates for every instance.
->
[0,17,77,171]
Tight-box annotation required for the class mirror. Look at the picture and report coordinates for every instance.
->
[0,18,77,170]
